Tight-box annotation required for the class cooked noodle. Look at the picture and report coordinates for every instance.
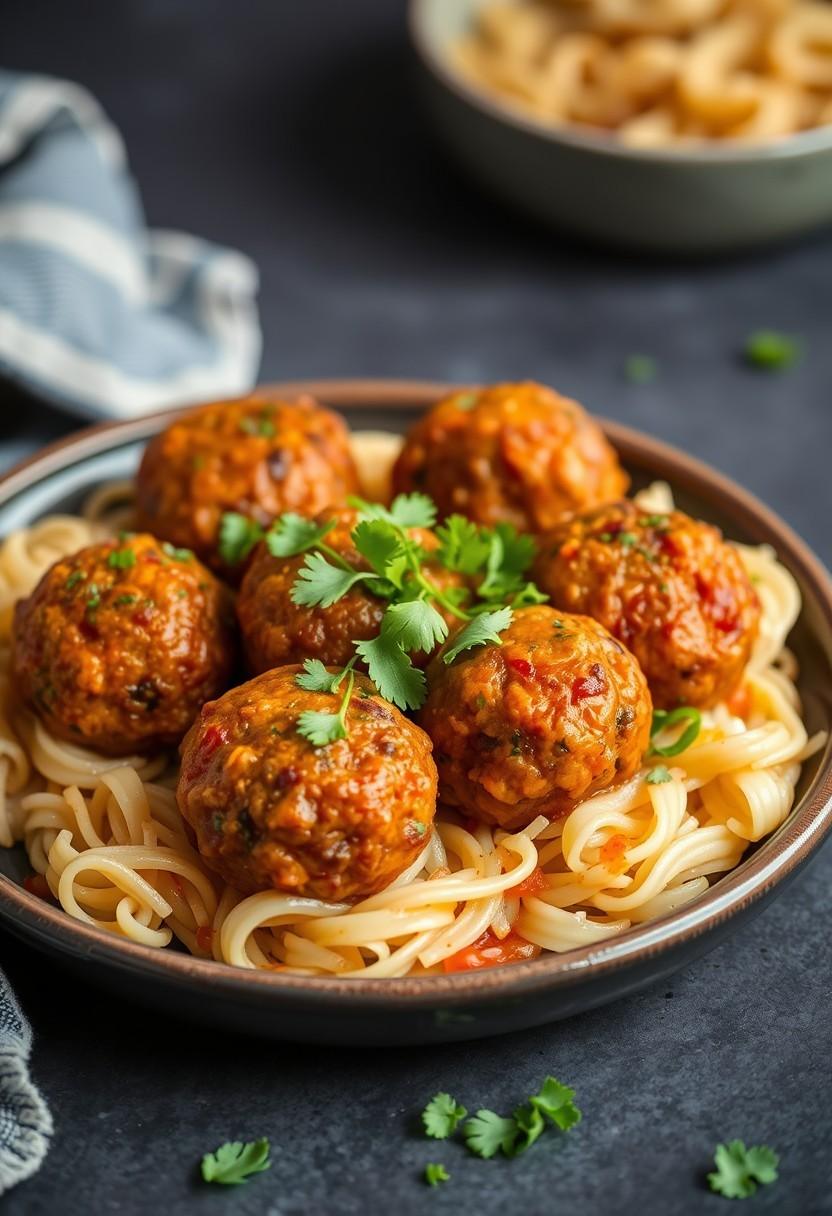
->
[0,436,824,977]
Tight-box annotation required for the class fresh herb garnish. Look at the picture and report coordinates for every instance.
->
[85,583,101,613]
[459,1076,581,1159]
[463,1111,520,1159]
[424,1163,450,1186]
[744,330,802,372]
[200,1139,271,1186]
[65,570,85,590]
[423,1093,468,1139]
[114,593,137,607]
[218,513,264,566]
[442,607,513,666]
[294,657,359,747]
[707,1141,779,1199]
[645,765,673,785]
[649,707,702,757]
[107,548,136,570]
[239,413,277,438]
[267,513,336,558]
[624,354,657,384]
[161,542,193,562]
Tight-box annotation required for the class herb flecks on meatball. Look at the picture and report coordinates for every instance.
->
[419,605,652,830]
[12,534,235,755]
[532,500,760,709]
[178,667,437,901]
[392,382,628,531]
[136,394,359,577]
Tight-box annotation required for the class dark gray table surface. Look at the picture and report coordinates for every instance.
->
[2,2,831,1213]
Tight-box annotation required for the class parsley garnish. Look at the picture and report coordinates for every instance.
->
[294,657,359,747]
[267,513,336,558]
[649,706,702,757]
[85,583,101,613]
[461,1076,581,1159]
[442,607,513,666]
[645,765,673,784]
[744,330,802,372]
[200,1138,271,1186]
[422,1093,468,1139]
[707,1140,779,1199]
[624,354,657,384]
[463,1111,519,1159]
[218,513,264,565]
[425,1163,450,1186]
[107,548,136,570]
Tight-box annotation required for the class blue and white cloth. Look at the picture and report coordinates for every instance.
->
[0,71,261,419]
[0,972,51,1194]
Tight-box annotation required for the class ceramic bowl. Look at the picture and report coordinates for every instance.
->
[0,379,831,1045]
[409,0,832,253]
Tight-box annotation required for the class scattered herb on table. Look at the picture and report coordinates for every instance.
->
[707,1140,779,1199]
[200,1138,271,1186]
[422,1093,468,1139]
[744,330,802,372]
[424,1163,451,1187]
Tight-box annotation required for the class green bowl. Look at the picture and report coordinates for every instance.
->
[409,0,832,253]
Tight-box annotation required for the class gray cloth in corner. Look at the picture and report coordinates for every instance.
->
[0,970,52,1194]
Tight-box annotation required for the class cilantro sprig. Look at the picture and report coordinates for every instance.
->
[707,1140,779,1199]
[422,1093,468,1139]
[294,658,358,747]
[200,1138,271,1186]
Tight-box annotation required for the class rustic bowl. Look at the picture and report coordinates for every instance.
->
[409,0,832,253]
[0,379,830,1044]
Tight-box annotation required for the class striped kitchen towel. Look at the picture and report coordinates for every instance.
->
[0,71,262,419]
[0,970,51,1194]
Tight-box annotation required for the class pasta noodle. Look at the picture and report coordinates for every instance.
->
[0,437,825,978]
[455,0,832,145]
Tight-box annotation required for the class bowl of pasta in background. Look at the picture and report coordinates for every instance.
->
[409,0,832,253]
[0,378,831,1046]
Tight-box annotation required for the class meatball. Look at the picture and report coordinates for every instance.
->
[12,534,235,755]
[392,382,628,531]
[177,666,437,901]
[136,394,359,575]
[419,605,652,830]
[531,500,760,709]
[237,509,467,675]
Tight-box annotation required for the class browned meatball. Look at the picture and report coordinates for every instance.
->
[237,508,467,675]
[392,382,628,531]
[531,500,760,709]
[136,394,359,576]
[12,534,235,755]
[419,605,652,830]
[178,666,437,901]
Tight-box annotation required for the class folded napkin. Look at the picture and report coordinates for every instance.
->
[0,71,262,419]
[0,970,51,1194]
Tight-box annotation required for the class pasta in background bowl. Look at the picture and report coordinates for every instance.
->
[0,379,830,1047]
[409,0,832,251]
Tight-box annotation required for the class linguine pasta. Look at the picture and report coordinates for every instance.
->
[455,0,832,146]
[0,437,824,977]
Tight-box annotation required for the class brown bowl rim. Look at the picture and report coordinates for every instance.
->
[1,377,831,1008]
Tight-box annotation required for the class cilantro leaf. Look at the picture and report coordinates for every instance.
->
[295,708,347,748]
[424,1163,450,1187]
[422,1093,468,1139]
[744,330,801,372]
[354,632,426,710]
[291,552,375,608]
[351,519,404,577]
[383,600,449,653]
[295,658,341,694]
[529,1076,582,1131]
[388,492,437,529]
[509,1104,546,1156]
[200,1139,271,1186]
[645,765,672,785]
[443,607,513,665]
[161,542,194,562]
[266,513,335,558]
[218,513,263,565]
[707,1140,779,1199]
[435,515,491,574]
[463,1110,519,1159]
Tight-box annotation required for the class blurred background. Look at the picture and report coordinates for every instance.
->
[2,0,830,546]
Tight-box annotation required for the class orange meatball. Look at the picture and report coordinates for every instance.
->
[136,394,359,576]
[532,500,760,708]
[419,605,652,830]
[12,534,235,755]
[392,382,628,530]
[178,667,437,901]
[236,509,467,674]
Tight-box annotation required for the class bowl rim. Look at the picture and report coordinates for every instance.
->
[1,376,831,1009]
[407,0,832,167]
